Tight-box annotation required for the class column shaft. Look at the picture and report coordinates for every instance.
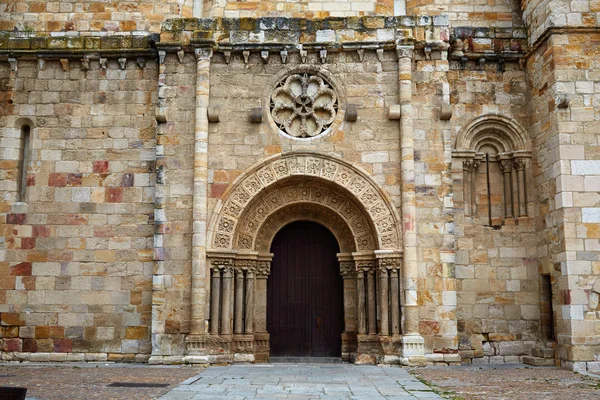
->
[516,161,527,217]
[221,268,233,335]
[397,46,419,335]
[500,159,514,218]
[470,164,478,217]
[234,269,244,334]
[357,272,367,335]
[210,269,220,335]
[190,49,212,334]
[379,269,389,336]
[367,270,377,335]
[390,269,401,334]
[463,162,471,216]
[245,271,254,333]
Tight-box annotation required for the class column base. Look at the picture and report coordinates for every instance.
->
[232,334,255,363]
[341,331,357,362]
[185,334,233,363]
[400,334,426,366]
[356,334,381,364]
[253,332,270,363]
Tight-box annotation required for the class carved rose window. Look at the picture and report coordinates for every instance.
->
[270,73,338,138]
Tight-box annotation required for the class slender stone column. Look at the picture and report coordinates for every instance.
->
[471,159,479,217]
[379,267,389,336]
[221,266,233,335]
[254,261,271,332]
[234,269,244,334]
[397,45,419,336]
[340,261,356,333]
[190,48,213,334]
[515,158,527,217]
[499,158,514,218]
[210,267,221,335]
[390,268,401,335]
[356,270,367,335]
[367,269,377,335]
[463,160,472,216]
[245,268,255,333]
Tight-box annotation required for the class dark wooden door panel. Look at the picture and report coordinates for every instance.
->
[268,221,343,357]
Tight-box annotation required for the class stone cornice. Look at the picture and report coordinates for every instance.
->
[0,34,159,60]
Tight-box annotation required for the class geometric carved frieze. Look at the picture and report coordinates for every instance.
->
[210,152,401,251]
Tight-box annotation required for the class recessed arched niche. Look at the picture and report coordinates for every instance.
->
[453,114,531,225]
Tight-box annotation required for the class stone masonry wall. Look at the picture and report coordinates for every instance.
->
[151,52,197,358]
[206,50,402,227]
[411,46,457,354]
[0,57,157,362]
[522,0,600,44]
[0,0,193,33]
[407,0,524,28]
[206,0,393,18]
[449,56,541,363]
[527,31,600,372]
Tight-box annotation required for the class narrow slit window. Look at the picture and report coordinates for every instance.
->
[17,125,30,202]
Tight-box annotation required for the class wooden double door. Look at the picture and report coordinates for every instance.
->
[267,221,344,357]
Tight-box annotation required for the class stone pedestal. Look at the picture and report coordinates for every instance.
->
[356,334,381,364]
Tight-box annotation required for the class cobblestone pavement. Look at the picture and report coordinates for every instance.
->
[160,363,442,399]
[0,364,201,400]
[410,363,600,400]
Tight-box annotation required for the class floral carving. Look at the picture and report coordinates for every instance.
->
[210,153,401,250]
[270,73,338,138]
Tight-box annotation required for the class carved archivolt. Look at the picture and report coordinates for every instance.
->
[209,152,401,252]
[253,202,359,252]
[455,114,529,154]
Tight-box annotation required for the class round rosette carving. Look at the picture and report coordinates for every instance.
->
[270,73,338,138]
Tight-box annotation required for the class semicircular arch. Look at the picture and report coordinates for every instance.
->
[254,203,357,253]
[455,114,529,153]
[208,152,401,251]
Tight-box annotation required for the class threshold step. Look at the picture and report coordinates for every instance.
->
[523,356,555,366]
[270,357,342,364]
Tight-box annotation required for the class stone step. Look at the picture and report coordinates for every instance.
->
[532,348,554,358]
[269,357,342,364]
[523,356,555,366]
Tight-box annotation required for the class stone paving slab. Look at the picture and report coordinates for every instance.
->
[159,364,442,400]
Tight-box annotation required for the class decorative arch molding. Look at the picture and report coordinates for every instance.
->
[208,152,401,252]
[453,114,532,220]
[253,202,358,253]
[455,113,530,154]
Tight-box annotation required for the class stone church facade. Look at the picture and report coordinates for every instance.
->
[1,0,599,372]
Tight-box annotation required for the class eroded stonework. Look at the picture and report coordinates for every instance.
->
[1,0,600,373]
[211,153,401,252]
[270,73,338,138]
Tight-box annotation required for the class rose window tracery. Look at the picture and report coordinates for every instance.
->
[270,73,338,138]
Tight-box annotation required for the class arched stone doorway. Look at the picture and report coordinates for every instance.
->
[187,152,406,364]
[268,221,343,358]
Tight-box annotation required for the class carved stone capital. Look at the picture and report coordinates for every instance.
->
[355,260,376,272]
[210,258,234,272]
[235,260,256,271]
[340,262,355,277]
[255,261,271,277]
[513,158,527,171]
[378,258,402,272]
[396,46,414,60]
[195,48,213,62]
[499,158,514,173]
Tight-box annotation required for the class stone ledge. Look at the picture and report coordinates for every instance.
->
[0,352,150,363]
[159,16,450,47]
[0,34,159,59]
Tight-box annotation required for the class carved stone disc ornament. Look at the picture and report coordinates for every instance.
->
[270,73,338,138]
